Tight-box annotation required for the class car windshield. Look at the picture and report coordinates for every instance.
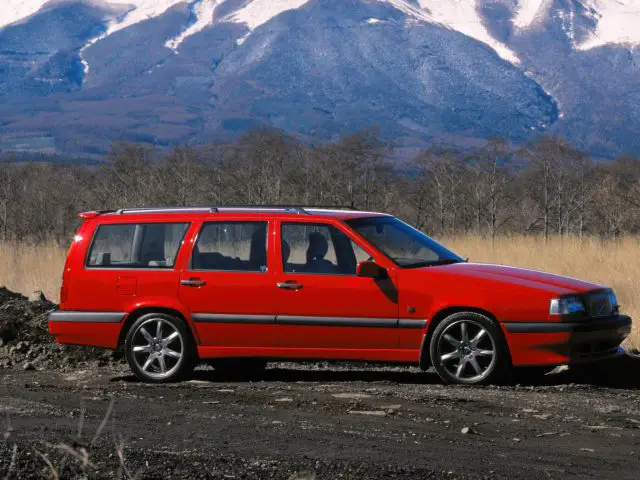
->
[346,217,464,268]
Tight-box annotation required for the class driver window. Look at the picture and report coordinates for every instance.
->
[352,240,370,264]
[282,223,366,275]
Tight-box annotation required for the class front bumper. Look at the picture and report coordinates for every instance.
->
[502,315,632,367]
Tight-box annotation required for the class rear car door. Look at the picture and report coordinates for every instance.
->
[178,219,279,349]
[276,219,400,353]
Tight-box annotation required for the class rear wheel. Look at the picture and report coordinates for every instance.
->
[430,312,510,385]
[125,313,196,383]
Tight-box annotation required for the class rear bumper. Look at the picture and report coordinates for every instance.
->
[48,310,124,349]
[502,315,632,367]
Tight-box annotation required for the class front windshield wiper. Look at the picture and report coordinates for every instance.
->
[401,259,464,269]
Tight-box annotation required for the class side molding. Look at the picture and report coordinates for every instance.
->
[192,314,275,324]
[192,314,427,329]
[48,311,125,323]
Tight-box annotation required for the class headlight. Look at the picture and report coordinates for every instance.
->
[608,290,620,314]
[609,290,618,308]
[550,296,586,315]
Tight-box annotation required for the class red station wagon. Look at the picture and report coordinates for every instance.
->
[48,206,632,385]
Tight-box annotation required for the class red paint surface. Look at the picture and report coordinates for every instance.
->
[49,209,631,367]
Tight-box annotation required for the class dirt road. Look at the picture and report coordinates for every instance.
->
[2,359,640,479]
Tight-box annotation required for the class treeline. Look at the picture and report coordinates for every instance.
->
[0,129,639,243]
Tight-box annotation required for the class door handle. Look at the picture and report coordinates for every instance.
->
[181,279,207,287]
[277,282,303,290]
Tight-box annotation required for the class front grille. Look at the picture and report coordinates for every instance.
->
[587,291,615,318]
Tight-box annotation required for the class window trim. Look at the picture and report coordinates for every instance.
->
[280,221,371,277]
[188,220,270,273]
[85,221,191,270]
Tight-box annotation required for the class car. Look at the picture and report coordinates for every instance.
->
[48,205,632,385]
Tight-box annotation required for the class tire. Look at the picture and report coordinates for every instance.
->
[125,313,196,383]
[212,359,267,380]
[429,312,510,385]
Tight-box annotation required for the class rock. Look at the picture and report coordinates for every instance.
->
[288,472,316,480]
[22,362,35,371]
[28,291,46,303]
[461,426,475,435]
[348,410,387,416]
[332,393,371,399]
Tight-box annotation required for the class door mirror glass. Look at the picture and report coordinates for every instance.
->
[356,260,387,279]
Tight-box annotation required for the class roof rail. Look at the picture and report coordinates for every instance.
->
[211,204,358,213]
[211,205,310,214]
[105,205,359,216]
[115,207,218,215]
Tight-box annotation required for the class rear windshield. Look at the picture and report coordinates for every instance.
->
[87,223,190,269]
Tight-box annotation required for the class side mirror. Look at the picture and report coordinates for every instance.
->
[356,260,387,279]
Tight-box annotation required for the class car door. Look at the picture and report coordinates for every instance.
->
[275,219,400,355]
[178,219,279,349]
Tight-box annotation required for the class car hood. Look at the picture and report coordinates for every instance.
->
[423,262,602,295]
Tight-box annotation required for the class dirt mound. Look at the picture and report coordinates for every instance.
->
[0,287,120,370]
[0,287,55,344]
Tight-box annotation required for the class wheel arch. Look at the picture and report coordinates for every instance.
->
[118,306,198,348]
[419,306,509,370]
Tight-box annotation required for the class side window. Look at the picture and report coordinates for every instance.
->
[352,240,371,264]
[87,223,189,268]
[192,222,267,272]
[282,223,367,275]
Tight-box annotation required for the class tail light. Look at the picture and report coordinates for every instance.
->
[60,267,70,306]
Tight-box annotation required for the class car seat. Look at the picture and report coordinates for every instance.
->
[305,232,336,274]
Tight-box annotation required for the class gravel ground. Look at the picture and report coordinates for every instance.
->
[2,359,640,479]
[2,287,640,479]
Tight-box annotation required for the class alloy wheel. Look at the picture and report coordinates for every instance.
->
[436,319,497,382]
[130,317,184,380]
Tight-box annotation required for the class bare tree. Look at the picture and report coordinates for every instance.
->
[1,131,640,243]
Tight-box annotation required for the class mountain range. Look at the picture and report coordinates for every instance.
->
[0,0,639,157]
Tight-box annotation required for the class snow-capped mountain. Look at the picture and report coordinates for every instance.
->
[1,0,639,156]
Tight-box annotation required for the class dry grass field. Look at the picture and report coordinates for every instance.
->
[0,241,67,302]
[1,236,638,347]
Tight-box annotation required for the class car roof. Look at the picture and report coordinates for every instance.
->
[78,206,391,222]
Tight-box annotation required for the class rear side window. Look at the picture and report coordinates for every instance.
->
[87,223,189,268]
[192,222,268,272]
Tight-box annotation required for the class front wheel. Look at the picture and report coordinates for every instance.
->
[429,312,510,385]
[125,313,196,383]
